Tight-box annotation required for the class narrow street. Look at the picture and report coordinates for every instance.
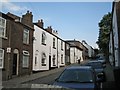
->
[22,61,116,89]
[23,71,62,85]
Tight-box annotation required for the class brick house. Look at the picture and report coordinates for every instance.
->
[0,11,34,80]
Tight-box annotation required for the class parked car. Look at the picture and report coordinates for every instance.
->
[53,66,103,90]
[97,57,106,67]
[84,60,106,82]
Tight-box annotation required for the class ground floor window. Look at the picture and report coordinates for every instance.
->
[41,52,46,66]
[53,55,56,66]
[0,48,4,68]
[61,54,64,64]
[22,50,29,68]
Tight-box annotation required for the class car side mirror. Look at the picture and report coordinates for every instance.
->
[96,73,104,82]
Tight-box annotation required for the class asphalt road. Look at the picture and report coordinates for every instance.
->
[23,70,62,85]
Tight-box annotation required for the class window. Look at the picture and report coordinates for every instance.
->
[53,38,55,48]
[41,53,46,66]
[41,32,46,45]
[0,17,6,37]
[23,29,29,44]
[35,56,37,65]
[53,55,56,66]
[0,49,4,68]
[61,54,64,64]
[61,41,63,50]
[22,51,29,68]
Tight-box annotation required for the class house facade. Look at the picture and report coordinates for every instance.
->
[0,11,34,80]
[33,20,66,71]
[82,40,95,59]
[109,1,120,67]
[66,40,84,64]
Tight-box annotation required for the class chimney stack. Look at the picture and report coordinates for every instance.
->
[46,26,52,33]
[37,19,44,28]
[21,10,33,27]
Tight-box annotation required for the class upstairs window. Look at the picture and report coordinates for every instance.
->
[41,32,46,45]
[61,41,63,50]
[41,52,46,66]
[23,29,29,44]
[53,38,56,48]
[0,48,4,69]
[0,17,6,37]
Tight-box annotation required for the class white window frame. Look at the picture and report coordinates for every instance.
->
[23,29,29,44]
[53,55,56,66]
[41,32,46,45]
[22,50,29,68]
[53,38,55,48]
[0,17,6,37]
[61,41,63,50]
[41,52,46,66]
[0,48,4,69]
[61,54,64,64]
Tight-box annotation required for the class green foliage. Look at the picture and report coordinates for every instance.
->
[96,12,112,56]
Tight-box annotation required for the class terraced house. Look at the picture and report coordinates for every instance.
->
[33,20,67,71]
[0,11,34,80]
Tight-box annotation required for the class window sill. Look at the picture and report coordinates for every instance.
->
[0,36,8,40]
[23,43,30,46]
[22,67,29,69]
[53,47,56,49]
[42,64,46,66]
[42,43,46,46]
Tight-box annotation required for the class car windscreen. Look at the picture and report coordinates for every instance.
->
[88,62,103,69]
[57,69,94,83]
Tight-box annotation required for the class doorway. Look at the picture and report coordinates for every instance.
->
[12,49,19,75]
[49,55,51,70]
[12,54,17,75]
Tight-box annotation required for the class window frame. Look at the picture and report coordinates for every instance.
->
[41,32,46,45]
[23,29,29,44]
[53,55,56,66]
[61,54,64,64]
[53,38,56,49]
[61,41,63,50]
[22,50,30,68]
[0,17,6,37]
[0,48,4,69]
[41,52,46,66]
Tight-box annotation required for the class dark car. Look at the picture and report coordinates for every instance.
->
[84,60,106,82]
[53,66,102,90]
[97,57,106,67]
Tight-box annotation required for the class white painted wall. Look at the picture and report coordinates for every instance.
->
[58,39,65,67]
[113,5,119,67]
[70,47,83,64]
[33,25,58,71]
[109,31,114,66]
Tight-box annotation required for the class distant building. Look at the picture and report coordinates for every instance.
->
[82,40,95,59]
[66,40,85,64]
[109,1,120,67]
[0,11,34,80]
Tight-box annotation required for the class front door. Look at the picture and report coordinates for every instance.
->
[12,54,17,75]
[49,55,51,70]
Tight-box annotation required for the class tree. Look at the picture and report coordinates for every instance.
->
[96,12,112,61]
